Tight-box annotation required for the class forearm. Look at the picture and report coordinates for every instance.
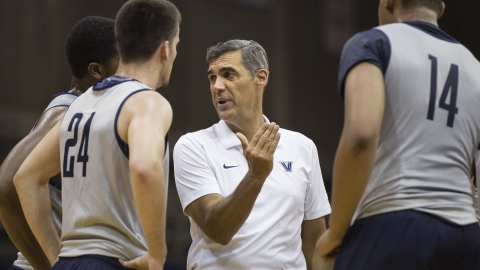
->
[302,218,328,270]
[131,167,167,260]
[328,134,378,239]
[303,244,316,270]
[0,139,51,268]
[15,179,60,264]
[0,189,50,269]
[203,172,265,245]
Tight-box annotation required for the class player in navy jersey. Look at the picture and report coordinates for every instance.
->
[316,0,480,269]
[14,1,180,269]
[0,16,118,270]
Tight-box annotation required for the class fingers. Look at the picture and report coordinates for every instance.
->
[322,248,339,263]
[119,258,139,269]
[250,122,269,147]
[259,123,280,153]
[260,123,279,152]
[266,130,281,155]
[256,123,275,149]
[236,132,248,151]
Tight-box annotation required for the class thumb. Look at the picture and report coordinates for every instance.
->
[236,132,248,151]
[119,258,139,269]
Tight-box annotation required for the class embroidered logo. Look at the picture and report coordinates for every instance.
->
[279,161,293,172]
[223,164,239,169]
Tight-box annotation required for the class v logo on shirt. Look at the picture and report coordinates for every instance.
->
[279,161,293,172]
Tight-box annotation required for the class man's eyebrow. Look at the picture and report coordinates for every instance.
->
[207,66,238,75]
[219,67,237,73]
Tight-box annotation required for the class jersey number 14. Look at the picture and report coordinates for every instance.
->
[427,55,459,128]
[63,112,96,177]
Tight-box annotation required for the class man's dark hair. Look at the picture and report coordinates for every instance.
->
[115,0,181,63]
[206,40,269,78]
[401,0,443,12]
[65,16,117,79]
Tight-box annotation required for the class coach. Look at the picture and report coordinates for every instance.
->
[174,40,331,269]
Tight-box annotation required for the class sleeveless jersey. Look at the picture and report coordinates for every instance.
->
[338,21,480,225]
[58,75,169,260]
[14,92,78,270]
[474,152,480,219]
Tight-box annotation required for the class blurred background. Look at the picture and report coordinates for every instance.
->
[0,0,479,268]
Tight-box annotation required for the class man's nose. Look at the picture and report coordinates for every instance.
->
[213,77,226,92]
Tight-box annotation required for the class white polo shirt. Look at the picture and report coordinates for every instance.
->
[174,117,331,270]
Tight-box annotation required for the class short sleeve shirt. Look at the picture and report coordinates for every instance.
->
[174,117,331,269]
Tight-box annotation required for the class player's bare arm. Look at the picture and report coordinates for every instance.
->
[0,106,67,270]
[117,90,172,270]
[13,115,65,266]
[184,122,280,245]
[316,62,385,262]
[302,217,332,270]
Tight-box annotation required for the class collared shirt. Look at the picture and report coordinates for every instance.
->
[174,117,331,270]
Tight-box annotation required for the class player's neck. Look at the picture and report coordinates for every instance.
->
[226,114,266,142]
[70,77,90,93]
[116,60,165,89]
[396,7,439,26]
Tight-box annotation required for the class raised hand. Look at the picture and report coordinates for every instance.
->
[236,122,281,179]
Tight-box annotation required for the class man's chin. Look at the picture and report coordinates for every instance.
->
[217,111,235,122]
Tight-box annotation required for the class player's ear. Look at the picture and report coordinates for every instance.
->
[255,69,268,88]
[385,0,395,14]
[437,2,445,19]
[87,62,103,81]
[159,40,170,62]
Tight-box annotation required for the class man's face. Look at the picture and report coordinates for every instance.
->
[207,50,260,125]
[161,27,180,86]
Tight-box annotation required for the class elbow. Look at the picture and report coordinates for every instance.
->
[12,168,35,192]
[352,134,376,152]
[205,224,234,245]
[210,234,233,246]
[12,171,23,190]
[346,132,379,156]
[130,161,161,184]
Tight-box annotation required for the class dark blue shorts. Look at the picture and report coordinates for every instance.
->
[52,255,131,270]
[334,210,480,270]
[11,265,23,270]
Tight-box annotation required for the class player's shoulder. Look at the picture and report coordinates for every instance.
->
[46,91,80,109]
[92,75,151,92]
[378,21,459,43]
[343,27,390,54]
[278,128,316,151]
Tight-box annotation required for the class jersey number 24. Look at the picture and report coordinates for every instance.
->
[63,112,96,177]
